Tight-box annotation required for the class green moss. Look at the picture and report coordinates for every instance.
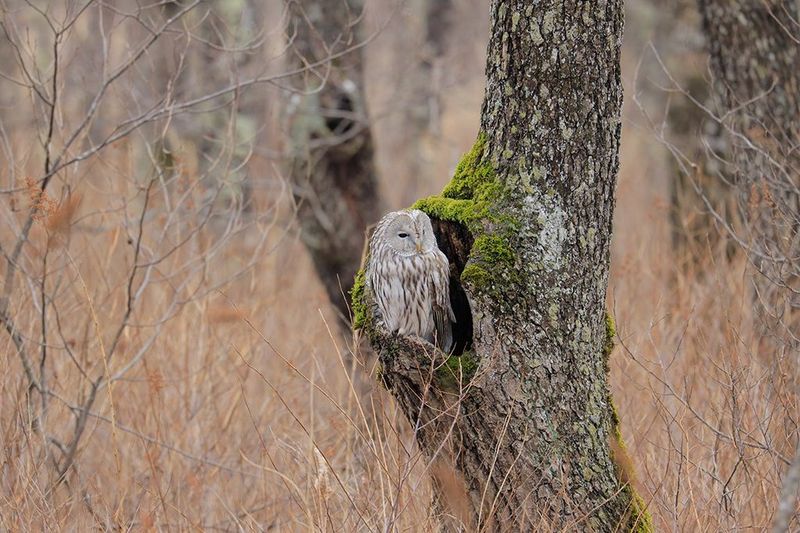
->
[413,195,489,225]
[623,478,654,532]
[604,312,616,372]
[460,263,491,288]
[609,397,653,531]
[412,133,519,297]
[605,313,616,351]
[435,350,479,390]
[460,234,518,288]
[603,312,652,531]
[609,396,621,435]
[472,234,514,263]
[441,133,496,199]
[613,420,654,532]
[350,267,368,330]
[413,133,501,224]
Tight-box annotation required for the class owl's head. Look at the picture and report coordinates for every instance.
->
[380,209,438,257]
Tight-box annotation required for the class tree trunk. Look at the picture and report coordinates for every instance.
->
[286,0,383,324]
[645,1,736,263]
[355,1,650,530]
[697,1,800,339]
[697,2,800,529]
[698,1,800,152]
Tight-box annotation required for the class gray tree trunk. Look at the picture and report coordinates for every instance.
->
[697,1,800,336]
[697,2,800,530]
[698,1,799,152]
[646,1,735,262]
[355,1,651,530]
[286,0,383,323]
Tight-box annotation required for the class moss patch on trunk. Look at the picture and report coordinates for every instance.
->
[413,133,520,297]
[605,313,654,532]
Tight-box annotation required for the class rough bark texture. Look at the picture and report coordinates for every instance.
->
[356,1,650,530]
[697,1,800,308]
[286,0,383,323]
[698,1,799,152]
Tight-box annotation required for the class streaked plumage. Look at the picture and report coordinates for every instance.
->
[367,209,455,351]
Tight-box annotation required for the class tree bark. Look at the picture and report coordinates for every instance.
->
[697,2,800,530]
[286,0,383,324]
[697,1,800,337]
[355,1,650,530]
[698,1,800,153]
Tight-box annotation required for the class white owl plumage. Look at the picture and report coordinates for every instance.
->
[367,209,455,351]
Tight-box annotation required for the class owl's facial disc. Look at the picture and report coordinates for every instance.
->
[385,210,439,256]
[387,216,418,255]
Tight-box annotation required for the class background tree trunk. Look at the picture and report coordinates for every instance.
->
[356,1,651,530]
[697,0,800,341]
[286,0,383,324]
[698,1,799,152]
[696,2,800,530]
[642,0,736,264]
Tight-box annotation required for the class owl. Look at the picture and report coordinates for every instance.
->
[367,209,455,351]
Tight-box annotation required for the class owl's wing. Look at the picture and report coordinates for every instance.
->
[365,213,398,328]
[431,250,455,352]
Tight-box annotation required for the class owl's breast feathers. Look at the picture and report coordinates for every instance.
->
[368,246,454,352]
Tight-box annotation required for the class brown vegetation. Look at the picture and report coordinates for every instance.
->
[0,0,796,530]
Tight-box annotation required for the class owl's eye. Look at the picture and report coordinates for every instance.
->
[398,232,409,238]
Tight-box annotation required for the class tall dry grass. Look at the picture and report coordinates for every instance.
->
[0,0,796,530]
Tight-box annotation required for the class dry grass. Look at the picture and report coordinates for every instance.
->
[0,1,797,531]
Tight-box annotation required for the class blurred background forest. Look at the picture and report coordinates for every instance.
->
[0,0,797,530]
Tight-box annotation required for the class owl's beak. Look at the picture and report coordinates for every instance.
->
[415,240,422,253]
